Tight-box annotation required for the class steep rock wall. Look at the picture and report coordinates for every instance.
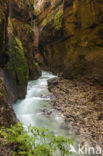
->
[9,0,41,79]
[4,0,41,102]
[0,0,17,127]
[0,0,41,127]
[0,0,9,66]
[0,74,17,127]
[35,0,103,84]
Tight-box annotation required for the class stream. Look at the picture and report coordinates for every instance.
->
[13,71,96,156]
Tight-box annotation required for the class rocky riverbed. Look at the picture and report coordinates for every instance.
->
[49,77,103,148]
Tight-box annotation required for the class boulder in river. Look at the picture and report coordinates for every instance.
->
[39,109,52,116]
[47,78,58,91]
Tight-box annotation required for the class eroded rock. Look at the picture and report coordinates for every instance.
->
[35,0,103,85]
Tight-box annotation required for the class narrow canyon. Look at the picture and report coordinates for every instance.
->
[0,0,103,155]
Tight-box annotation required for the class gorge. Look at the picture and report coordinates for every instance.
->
[0,0,103,155]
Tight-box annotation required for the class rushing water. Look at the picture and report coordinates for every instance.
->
[13,71,73,136]
[13,71,96,156]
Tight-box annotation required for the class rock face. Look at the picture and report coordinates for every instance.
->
[0,73,17,127]
[0,0,41,127]
[9,0,41,80]
[5,31,29,101]
[35,0,103,84]
[0,0,17,127]
[0,0,9,66]
[4,0,41,101]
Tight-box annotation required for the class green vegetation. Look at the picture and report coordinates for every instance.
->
[43,18,48,27]
[33,61,39,68]
[7,33,29,85]
[7,17,29,85]
[0,123,73,156]
[54,9,63,30]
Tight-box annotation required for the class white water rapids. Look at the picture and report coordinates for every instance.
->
[13,71,95,156]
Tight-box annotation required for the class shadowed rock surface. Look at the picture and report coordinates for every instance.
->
[0,74,17,128]
[0,0,41,126]
[35,0,103,85]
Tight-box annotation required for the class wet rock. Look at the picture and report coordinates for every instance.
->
[59,125,69,130]
[56,107,62,111]
[39,109,52,116]
[52,101,57,106]
[40,95,50,99]
[47,110,52,115]
[40,94,55,100]
[48,78,58,91]
[75,131,81,135]
[48,78,58,86]
[65,118,70,123]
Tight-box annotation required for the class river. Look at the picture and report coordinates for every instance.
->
[13,71,96,156]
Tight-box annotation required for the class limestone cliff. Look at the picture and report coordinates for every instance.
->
[0,0,41,127]
[35,0,103,84]
[4,0,41,102]
[0,1,17,127]
[9,0,41,80]
[0,0,9,65]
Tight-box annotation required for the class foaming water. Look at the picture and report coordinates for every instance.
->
[13,71,95,156]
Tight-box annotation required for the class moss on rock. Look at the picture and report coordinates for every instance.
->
[7,34,29,85]
[35,0,103,84]
[54,9,63,30]
[5,18,29,99]
[9,16,41,80]
[7,18,29,86]
[5,0,41,99]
